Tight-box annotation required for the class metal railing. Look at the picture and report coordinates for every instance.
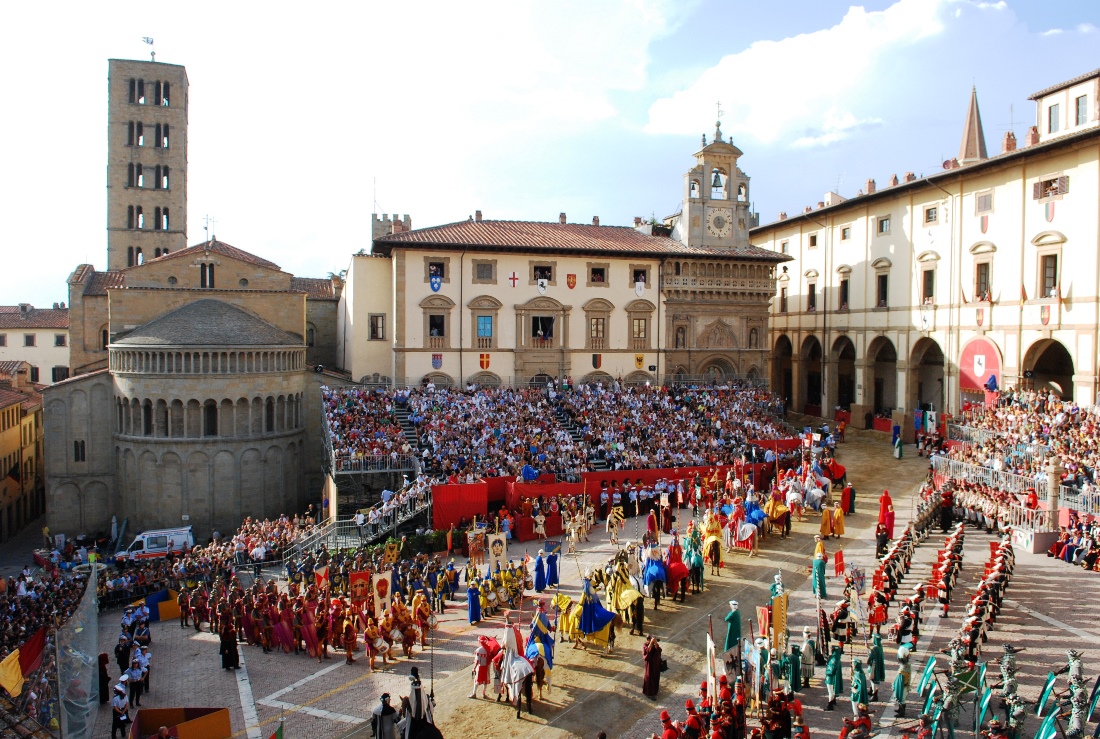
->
[285,485,432,558]
[1058,484,1100,515]
[946,424,1050,459]
[1002,502,1053,532]
[931,455,1044,499]
[332,453,420,473]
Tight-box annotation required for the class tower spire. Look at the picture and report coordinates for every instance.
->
[958,85,988,165]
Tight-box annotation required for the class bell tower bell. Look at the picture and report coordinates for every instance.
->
[673,120,752,250]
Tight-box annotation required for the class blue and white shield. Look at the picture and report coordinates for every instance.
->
[431,353,443,369]
[429,275,442,292]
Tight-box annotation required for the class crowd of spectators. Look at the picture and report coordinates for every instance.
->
[557,382,793,469]
[324,387,414,468]
[324,380,795,480]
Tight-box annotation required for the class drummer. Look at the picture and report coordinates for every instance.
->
[363,616,389,670]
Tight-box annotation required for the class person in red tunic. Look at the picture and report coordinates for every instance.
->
[643,635,663,699]
[659,709,680,739]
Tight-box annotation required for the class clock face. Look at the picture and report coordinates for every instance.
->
[707,208,733,238]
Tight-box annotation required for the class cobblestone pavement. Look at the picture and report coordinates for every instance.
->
[85,437,1100,739]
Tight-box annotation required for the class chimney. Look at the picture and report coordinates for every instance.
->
[18,303,31,318]
[475,210,482,222]
[803,206,812,214]
[856,189,864,196]
[943,159,959,170]
[778,212,787,221]
[865,178,876,194]
[634,217,643,226]
[816,201,825,209]
[889,174,899,187]
[1002,130,1017,153]
[1024,126,1040,147]
[559,212,567,224]
[904,172,916,182]
[52,302,59,309]
[592,216,600,226]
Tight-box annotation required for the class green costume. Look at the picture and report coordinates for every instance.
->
[851,658,870,708]
[825,646,844,695]
[812,557,827,599]
[868,634,886,683]
[724,606,742,652]
[787,644,803,691]
[893,659,911,706]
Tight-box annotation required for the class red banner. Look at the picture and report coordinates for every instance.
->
[431,481,489,529]
[834,550,845,577]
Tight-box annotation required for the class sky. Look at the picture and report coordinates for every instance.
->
[0,0,1097,307]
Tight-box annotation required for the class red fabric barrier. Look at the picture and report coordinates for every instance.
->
[834,410,852,424]
[513,514,564,543]
[749,438,803,451]
[431,482,489,529]
[873,417,893,433]
[580,463,778,503]
[483,476,514,503]
[506,481,584,509]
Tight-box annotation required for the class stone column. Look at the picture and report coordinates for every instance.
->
[823,357,839,419]
[1046,455,1063,533]
[790,353,804,415]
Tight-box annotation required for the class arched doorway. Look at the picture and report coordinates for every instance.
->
[1023,339,1074,398]
[867,337,898,414]
[831,336,856,411]
[801,335,824,414]
[699,356,736,382]
[910,337,945,412]
[773,335,793,406]
[531,372,555,387]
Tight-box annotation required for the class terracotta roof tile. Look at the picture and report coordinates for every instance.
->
[0,389,25,410]
[83,271,126,296]
[0,307,69,329]
[375,219,788,262]
[291,277,337,299]
[143,239,281,271]
[1029,68,1100,100]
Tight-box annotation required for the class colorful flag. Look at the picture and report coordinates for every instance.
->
[315,565,329,590]
[17,628,45,677]
[1020,283,1028,306]
[268,723,284,739]
[0,650,23,697]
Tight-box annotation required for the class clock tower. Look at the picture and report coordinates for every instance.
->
[671,120,753,250]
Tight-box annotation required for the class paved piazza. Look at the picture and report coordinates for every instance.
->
[85,434,1100,738]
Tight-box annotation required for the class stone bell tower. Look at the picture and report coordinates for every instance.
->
[673,120,753,250]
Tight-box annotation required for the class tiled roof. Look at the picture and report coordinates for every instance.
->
[143,239,282,271]
[0,389,25,410]
[84,271,126,296]
[375,220,789,262]
[0,307,69,329]
[112,299,302,347]
[1029,68,1100,100]
[291,277,337,299]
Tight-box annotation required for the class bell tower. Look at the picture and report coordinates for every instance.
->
[673,120,752,250]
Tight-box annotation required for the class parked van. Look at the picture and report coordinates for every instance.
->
[116,527,194,561]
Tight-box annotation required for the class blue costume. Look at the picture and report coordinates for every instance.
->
[534,554,547,592]
[579,579,616,635]
[642,545,667,588]
[527,607,555,668]
[545,551,559,588]
[467,583,481,624]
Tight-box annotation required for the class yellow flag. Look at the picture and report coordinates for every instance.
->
[0,649,24,697]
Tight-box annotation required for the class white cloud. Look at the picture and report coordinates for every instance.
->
[791,109,883,148]
[644,0,1002,147]
[1042,28,1066,35]
[1078,23,1097,33]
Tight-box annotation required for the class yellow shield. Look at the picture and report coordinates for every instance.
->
[635,354,644,369]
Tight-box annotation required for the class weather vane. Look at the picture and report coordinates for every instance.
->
[143,37,155,62]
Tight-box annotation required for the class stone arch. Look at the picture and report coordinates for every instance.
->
[52,483,81,532]
[240,448,263,519]
[421,372,455,387]
[138,450,159,529]
[186,451,212,535]
[264,445,286,519]
[160,451,183,526]
[580,371,615,385]
[625,298,657,313]
[830,335,857,411]
[867,335,898,414]
[772,334,793,406]
[909,337,945,412]
[623,370,654,386]
[84,481,110,532]
[467,294,503,310]
[698,319,738,349]
[698,355,737,382]
[466,371,502,387]
[800,335,824,414]
[516,295,566,312]
[1022,338,1074,398]
[213,450,238,532]
[746,365,761,382]
[582,298,616,312]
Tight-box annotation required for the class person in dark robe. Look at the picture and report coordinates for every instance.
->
[643,635,663,699]
[630,596,645,636]
[98,653,111,704]
[220,625,240,669]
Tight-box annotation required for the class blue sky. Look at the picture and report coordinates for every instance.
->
[0,0,1097,306]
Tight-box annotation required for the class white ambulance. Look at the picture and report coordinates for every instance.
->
[116,527,194,561]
